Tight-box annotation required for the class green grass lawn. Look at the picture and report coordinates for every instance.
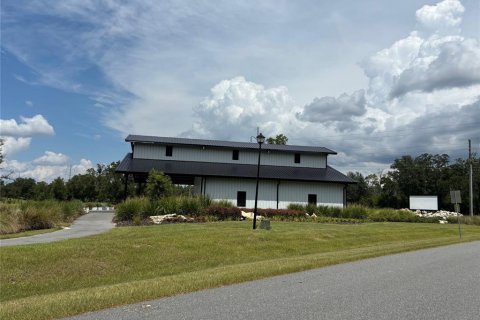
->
[1,221,479,320]
[0,228,59,239]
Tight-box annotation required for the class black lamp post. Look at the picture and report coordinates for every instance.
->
[253,133,265,229]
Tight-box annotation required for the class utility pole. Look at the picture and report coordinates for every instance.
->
[469,139,473,216]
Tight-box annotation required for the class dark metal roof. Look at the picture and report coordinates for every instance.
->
[126,135,336,154]
[116,153,355,184]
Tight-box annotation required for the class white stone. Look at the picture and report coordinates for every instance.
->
[241,211,264,220]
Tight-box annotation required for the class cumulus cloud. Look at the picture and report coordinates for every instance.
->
[33,151,69,166]
[359,0,480,100]
[1,157,93,182]
[389,37,480,97]
[0,115,54,137]
[184,0,480,173]
[416,0,464,32]
[184,77,302,140]
[297,90,366,123]
[1,137,32,156]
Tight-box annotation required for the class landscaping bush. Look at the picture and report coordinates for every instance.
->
[211,199,234,208]
[115,197,150,221]
[0,199,86,234]
[287,203,305,211]
[341,205,368,219]
[203,206,241,220]
[178,197,203,216]
[0,202,23,234]
[157,196,180,215]
[447,216,480,226]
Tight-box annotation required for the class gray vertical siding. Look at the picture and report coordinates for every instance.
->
[198,177,344,209]
[133,144,326,168]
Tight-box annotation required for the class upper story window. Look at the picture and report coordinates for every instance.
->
[165,145,173,157]
[232,150,239,160]
[294,153,301,163]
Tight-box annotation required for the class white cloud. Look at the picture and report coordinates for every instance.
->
[416,0,464,32]
[2,0,479,174]
[33,151,69,165]
[1,157,93,182]
[25,100,34,107]
[1,137,32,156]
[184,77,303,141]
[183,0,480,172]
[297,90,366,123]
[0,115,54,137]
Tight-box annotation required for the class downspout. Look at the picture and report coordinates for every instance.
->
[343,184,347,208]
[276,180,280,209]
[203,177,207,197]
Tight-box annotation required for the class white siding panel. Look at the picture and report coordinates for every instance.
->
[200,177,344,209]
[133,144,165,159]
[278,181,344,208]
[133,144,326,168]
[204,178,277,209]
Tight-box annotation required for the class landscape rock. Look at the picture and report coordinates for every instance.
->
[401,208,462,223]
[149,214,194,224]
[241,211,264,220]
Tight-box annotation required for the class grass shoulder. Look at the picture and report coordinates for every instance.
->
[1,221,479,320]
[0,228,60,239]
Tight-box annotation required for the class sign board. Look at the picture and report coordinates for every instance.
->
[450,190,461,204]
[409,195,438,211]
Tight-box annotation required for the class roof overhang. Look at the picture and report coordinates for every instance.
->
[125,134,337,155]
[116,153,356,184]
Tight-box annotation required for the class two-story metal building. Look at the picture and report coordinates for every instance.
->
[116,135,355,208]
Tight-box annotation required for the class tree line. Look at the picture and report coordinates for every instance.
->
[347,153,479,213]
[1,152,478,213]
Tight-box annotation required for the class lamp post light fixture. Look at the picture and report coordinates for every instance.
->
[253,132,265,229]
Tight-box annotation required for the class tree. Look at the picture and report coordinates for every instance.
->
[0,138,13,182]
[346,172,368,204]
[146,169,173,200]
[2,178,37,199]
[67,174,97,201]
[266,134,288,145]
[50,177,67,200]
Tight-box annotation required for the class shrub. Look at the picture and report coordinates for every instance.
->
[287,203,305,211]
[146,169,174,201]
[178,197,203,216]
[157,196,180,215]
[61,200,84,222]
[203,206,241,220]
[342,205,368,219]
[447,216,480,226]
[211,199,234,208]
[0,203,23,234]
[306,204,317,215]
[20,206,60,230]
[115,197,150,221]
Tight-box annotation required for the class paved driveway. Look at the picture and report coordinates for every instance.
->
[65,240,480,320]
[0,210,115,247]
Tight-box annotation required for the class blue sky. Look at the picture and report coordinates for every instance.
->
[1,0,479,181]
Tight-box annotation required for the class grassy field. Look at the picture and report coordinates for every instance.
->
[1,221,479,320]
[0,228,59,239]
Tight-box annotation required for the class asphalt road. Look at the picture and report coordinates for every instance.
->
[66,240,480,320]
[0,210,115,247]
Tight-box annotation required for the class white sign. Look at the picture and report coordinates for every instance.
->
[409,195,438,211]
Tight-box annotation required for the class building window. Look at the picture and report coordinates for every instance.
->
[308,194,317,206]
[166,145,173,157]
[294,153,301,163]
[232,150,239,160]
[237,191,246,207]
